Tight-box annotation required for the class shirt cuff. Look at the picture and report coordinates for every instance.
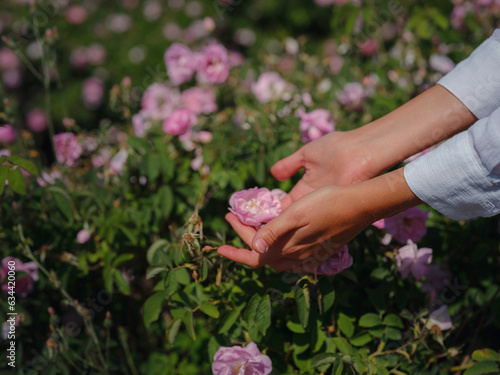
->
[438,29,500,119]
[404,130,500,220]
[470,106,500,175]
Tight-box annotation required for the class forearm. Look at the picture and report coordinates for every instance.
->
[352,85,476,174]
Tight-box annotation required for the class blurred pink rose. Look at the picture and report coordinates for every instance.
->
[87,44,107,65]
[0,124,16,143]
[427,305,452,331]
[1,257,39,297]
[358,38,379,56]
[26,108,47,133]
[317,245,354,275]
[451,5,466,30]
[372,219,385,229]
[164,43,197,85]
[228,50,245,67]
[329,54,344,74]
[197,44,230,84]
[421,265,452,302]
[429,54,455,74]
[54,133,83,167]
[91,148,112,169]
[229,187,282,227]
[252,72,294,103]
[108,149,128,175]
[298,108,335,143]
[132,112,152,137]
[107,14,132,33]
[77,229,92,244]
[337,82,367,111]
[196,130,213,143]
[181,87,217,114]
[82,77,105,109]
[0,48,19,70]
[65,6,88,25]
[162,108,197,138]
[395,240,432,280]
[385,207,429,244]
[37,169,63,187]
[141,83,181,121]
[270,188,287,200]
[212,342,272,375]
[2,69,22,88]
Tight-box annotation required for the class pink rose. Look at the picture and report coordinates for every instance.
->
[141,83,181,121]
[197,44,230,84]
[429,54,455,74]
[421,265,452,302]
[82,77,105,109]
[26,108,47,133]
[212,342,272,375]
[181,87,217,115]
[132,112,152,137]
[0,48,19,70]
[65,6,88,25]
[164,43,197,85]
[162,108,197,138]
[77,229,92,244]
[385,207,429,244]
[54,133,83,167]
[251,72,293,103]
[317,245,354,275]
[337,82,367,111]
[395,240,432,280]
[229,187,282,227]
[427,305,452,331]
[1,257,39,297]
[298,109,335,143]
[0,124,16,143]
[358,38,378,56]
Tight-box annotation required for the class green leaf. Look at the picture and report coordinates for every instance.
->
[286,320,306,334]
[182,309,196,340]
[157,186,174,219]
[164,270,178,297]
[338,313,354,338]
[318,278,335,314]
[8,155,39,176]
[311,353,338,368]
[7,168,26,194]
[146,153,161,182]
[244,293,262,324]
[112,253,135,267]
[384,314,404,328]
[113,269,131,295]
[146,266,166,280]
[351,332,372,347]
[295,286,310,328]
[103,267,113,293]
[128,136,149,151]
[199,258,209,282]
[147,239,169,265]
[428,7,449,29]
[218,309,240,334]
[143,292,167,328]
[472,349,500,362]
[332,337,352,355]
[359,313,382,328]
[369,326,384,338]
[0,165,8,195]
[463,361,499,375]
[160,153,175,181]
[199,302,220,319]
[167,318,182,347]
[255,295,271,335]
[384,327,402,341]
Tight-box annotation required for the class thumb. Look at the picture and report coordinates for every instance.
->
[252,210,296,254]
[271,149,304,181]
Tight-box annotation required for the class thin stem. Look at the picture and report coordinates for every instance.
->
[118,327,139,375]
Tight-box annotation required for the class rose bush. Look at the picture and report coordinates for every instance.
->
[0,1,499,374]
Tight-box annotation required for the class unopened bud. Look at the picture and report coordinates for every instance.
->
[48,307,55,316]
[121,76,131,87]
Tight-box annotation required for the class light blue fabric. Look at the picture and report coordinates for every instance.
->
[404,29,500,220]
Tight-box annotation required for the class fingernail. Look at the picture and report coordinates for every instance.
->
[254,238,268,254]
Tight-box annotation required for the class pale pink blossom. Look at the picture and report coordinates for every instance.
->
[372,219,385,230]
[451,5,466,30]
[141,83,181,121]
[252,72,294,103]
[2,69,22,88]
[164,43,197,85]
[107,14,132,34]
[77,229,92,244]
[358,38,378,56]
[108,149,128,175]
[0,124,16,143]
[82,77,105,109]
[298,109,335,143]
[26,108,47,133]
[54,133,83,167]
[317,245,354,275]
[270,188,287,201]
[92,148,112,169]
[429,54,455,74]
[65,6,88,25]
[197,44,230,84]
[229,187,282,227]
[427,305,452,331]
[37,169,63,187]
[195,130,213,143]
[181,87,217,114]
[385,207,429,244]
[228,50,245,67]
[0,48,19,70]
[395,240,432,280]
[132,112,152,137]
[337,82,367,111]
[212,342,272,375]
[1,257,39,297]
[421,265,452,302]
[329,55,344,74]
[162,108,197,138]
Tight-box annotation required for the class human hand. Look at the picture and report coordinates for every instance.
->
[218,168,422,272]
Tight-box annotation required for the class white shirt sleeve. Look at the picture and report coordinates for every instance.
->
[438,29,500,120]
[404,106,500,220]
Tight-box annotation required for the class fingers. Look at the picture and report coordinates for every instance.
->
[271,149,304,181]
[217,245,261,268]
[225,213,257,248]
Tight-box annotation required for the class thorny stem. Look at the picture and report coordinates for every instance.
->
[17,224,109,375]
